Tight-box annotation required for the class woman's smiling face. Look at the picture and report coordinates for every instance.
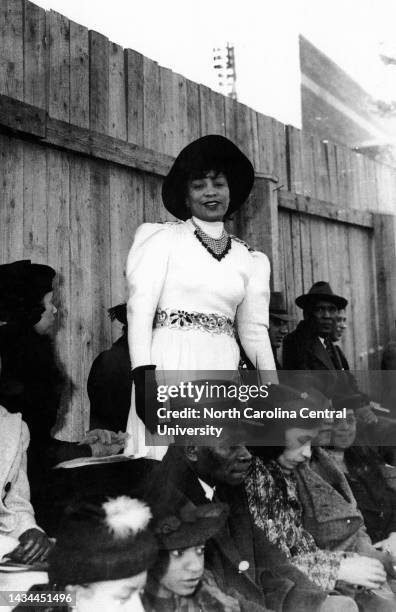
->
[185,171,230,222]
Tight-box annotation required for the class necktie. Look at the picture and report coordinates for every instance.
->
[324,337,342,370]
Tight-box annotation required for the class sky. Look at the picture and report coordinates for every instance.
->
[33,0,396,127]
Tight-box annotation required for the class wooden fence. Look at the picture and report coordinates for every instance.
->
[1,0,396,439]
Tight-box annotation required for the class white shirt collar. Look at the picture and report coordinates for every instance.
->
[198,478,216,501]
[191,216,224,239]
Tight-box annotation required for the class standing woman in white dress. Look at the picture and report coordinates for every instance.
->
[124,135,276,458]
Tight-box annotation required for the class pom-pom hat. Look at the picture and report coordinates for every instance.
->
[48,496,157,585]
[162,135,255,220]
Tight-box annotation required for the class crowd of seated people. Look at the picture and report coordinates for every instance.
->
[2,257,396,611]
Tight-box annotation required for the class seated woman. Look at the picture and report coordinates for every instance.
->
[143,500,243,612]
[329,394,396,556]
[245,384,393,611]
[0,402,51,564]
[0,261,127,530]
[14,495,157,612]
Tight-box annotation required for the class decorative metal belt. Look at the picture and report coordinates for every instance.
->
[154,308,235,337]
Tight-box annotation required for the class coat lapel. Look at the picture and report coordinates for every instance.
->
[308,338,335,370]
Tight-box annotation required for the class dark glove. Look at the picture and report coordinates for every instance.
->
[8,528,53,565]
[132,365,163,434]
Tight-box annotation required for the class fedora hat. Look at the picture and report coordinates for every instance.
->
[269,291,294,322]
[162,135,255,220]
[295,281,348,310]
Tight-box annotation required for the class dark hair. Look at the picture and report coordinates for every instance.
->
[250,415,322,464]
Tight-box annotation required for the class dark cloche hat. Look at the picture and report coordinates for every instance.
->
[332,393,365,412]
[49,496,157,585]
[162,135,255,220]
[295,281,348,310]
[269,291,294,322]
[154,502,228,551]
[0,260,55,326]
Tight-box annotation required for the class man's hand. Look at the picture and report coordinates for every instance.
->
[355,404,378,425]
[7,529,52,565]
[338,556,386,588]
[374,532,396,561]
[81,429,129,457]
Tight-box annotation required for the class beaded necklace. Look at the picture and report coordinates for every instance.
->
[191,218,232,261]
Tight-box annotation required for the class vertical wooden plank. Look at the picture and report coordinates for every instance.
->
[299,213,313,292]
[301,132,315,197]
[374,213,396,355]
[89,30,109,133]
[291,213,303,302]
[324,141,339,205]
[309,216,330,282]
[0,135,24,263]
[0,0,23,101]
[311,137,330,202]
[158,65,176,155]
[69,156,92,438]
[108,42,127,140]
[46,149,72,438]
[173,71,188,150]
[186,78,200,142]
[257,113,275,177]
[143,55,160,150]
[47,10,70,122]
[69,20,89,128]
[286,125,303,194]
[89,159,112,356]
[235,102,256,165]
[23,142,47,261]
[23,0,46,109]
[272,119,287,189]
[279,211,298,321]
[109,166,144,336]
[224,95,237,143]
[199,85,225,135]
[125,49,144,146]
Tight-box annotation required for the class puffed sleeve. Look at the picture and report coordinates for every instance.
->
[126,223,173,368]
[236,251,277,374]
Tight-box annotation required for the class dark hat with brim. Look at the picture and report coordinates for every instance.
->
[0,260,56,326]
[332,393,365,412]
[108,303,127,326]
[295,281,348,310]
[269,291,294,322]
[162,135,255,220]
[49,496,157,585]
[154,502,228,550]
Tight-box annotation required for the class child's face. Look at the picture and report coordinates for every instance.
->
[160,545,205,597]
[73,572,147,612]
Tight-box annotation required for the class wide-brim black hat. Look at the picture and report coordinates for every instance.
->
[295,281,348,310]
[155,502,228,550]
[0,260,56,325]
[162,135,255,220]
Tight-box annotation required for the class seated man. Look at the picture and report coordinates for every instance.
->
[87,303,132,432]
[145,381,356,612]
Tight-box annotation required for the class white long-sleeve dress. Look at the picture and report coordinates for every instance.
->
[124,217,276,458]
